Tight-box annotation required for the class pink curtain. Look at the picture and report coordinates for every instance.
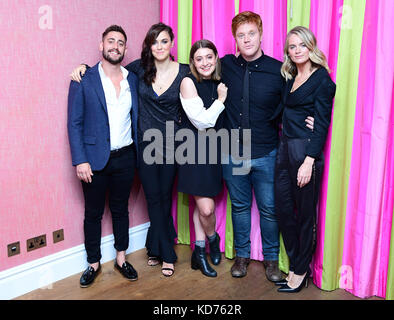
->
[240,0,287,60]
[160,0,178,60]
[309,0,343,288]
[202,0,237,56]
[341,0,394,298]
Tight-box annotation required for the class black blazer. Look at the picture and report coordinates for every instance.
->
[272,67,336,159]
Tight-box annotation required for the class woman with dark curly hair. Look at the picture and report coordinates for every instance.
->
[70,23,189,277]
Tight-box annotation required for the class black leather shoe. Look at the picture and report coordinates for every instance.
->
[115,261,138,281]
[277,270,310,293]
[191,246,217,277]
[274,279,288,286]
[209,232,221,265]
[80,264,101,288]
[275,271,294,286]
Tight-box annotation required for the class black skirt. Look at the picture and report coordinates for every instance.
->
[178,158,223,197]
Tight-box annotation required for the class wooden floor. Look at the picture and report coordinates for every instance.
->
[17,244,380,300]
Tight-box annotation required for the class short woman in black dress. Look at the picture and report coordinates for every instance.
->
[71,23,190,277]
[274,26,336,292]
[178,39,227,277]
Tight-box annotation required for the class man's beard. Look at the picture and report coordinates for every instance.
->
[103,49,125,65]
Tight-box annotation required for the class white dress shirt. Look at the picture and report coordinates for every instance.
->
[98,62,133,150]
[179,93,225,131]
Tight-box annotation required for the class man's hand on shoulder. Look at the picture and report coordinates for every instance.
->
[70,64,88,83]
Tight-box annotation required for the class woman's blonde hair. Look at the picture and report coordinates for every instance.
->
[281,26,331,81]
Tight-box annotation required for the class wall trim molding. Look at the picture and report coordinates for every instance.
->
[0,222,149,300]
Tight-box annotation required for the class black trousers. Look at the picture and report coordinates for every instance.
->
[138,142,178,263]
[82,144,136,264]
[274,137,323,275]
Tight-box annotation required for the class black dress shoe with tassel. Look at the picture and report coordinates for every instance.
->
[191,245,217,277]
[115,261,138,281]
[209,232,221,265]
[80,264,101,288]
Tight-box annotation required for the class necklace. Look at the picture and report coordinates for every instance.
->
[155,73,170,89]
[154,63,177,90]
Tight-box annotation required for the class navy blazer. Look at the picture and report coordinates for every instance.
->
[67,62,139,171]
[271,67,336,159]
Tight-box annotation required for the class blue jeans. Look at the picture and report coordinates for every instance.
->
[222,149,279,261]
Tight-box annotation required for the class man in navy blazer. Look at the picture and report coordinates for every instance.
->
[67,25,139,288]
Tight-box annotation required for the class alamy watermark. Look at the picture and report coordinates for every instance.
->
[38,5,53,30]
[142,121,251,175]
[339,5,353,30]
[339,265,353,290]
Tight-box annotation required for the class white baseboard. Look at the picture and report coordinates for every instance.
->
[0,222,149,300]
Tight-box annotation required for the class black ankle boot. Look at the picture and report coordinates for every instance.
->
[191,245,217,277]
[209,232,221,265]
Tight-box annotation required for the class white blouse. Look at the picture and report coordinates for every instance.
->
[179,94,225,131]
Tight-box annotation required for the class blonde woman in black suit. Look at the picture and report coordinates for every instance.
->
[273,26,336,293]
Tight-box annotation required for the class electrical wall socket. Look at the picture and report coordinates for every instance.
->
[53,229,64,243]
[7,242,20,257]
[26,234,47,252]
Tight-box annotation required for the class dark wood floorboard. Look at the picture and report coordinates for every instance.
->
[16,244,381,300]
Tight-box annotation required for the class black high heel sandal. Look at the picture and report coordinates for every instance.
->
[147,256,161,266]
[161,266,175,277]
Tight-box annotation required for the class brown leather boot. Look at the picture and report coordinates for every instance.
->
[263,260,283,282]
[231,257,250,278]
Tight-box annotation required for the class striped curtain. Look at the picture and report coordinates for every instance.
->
[160,0,394,300]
